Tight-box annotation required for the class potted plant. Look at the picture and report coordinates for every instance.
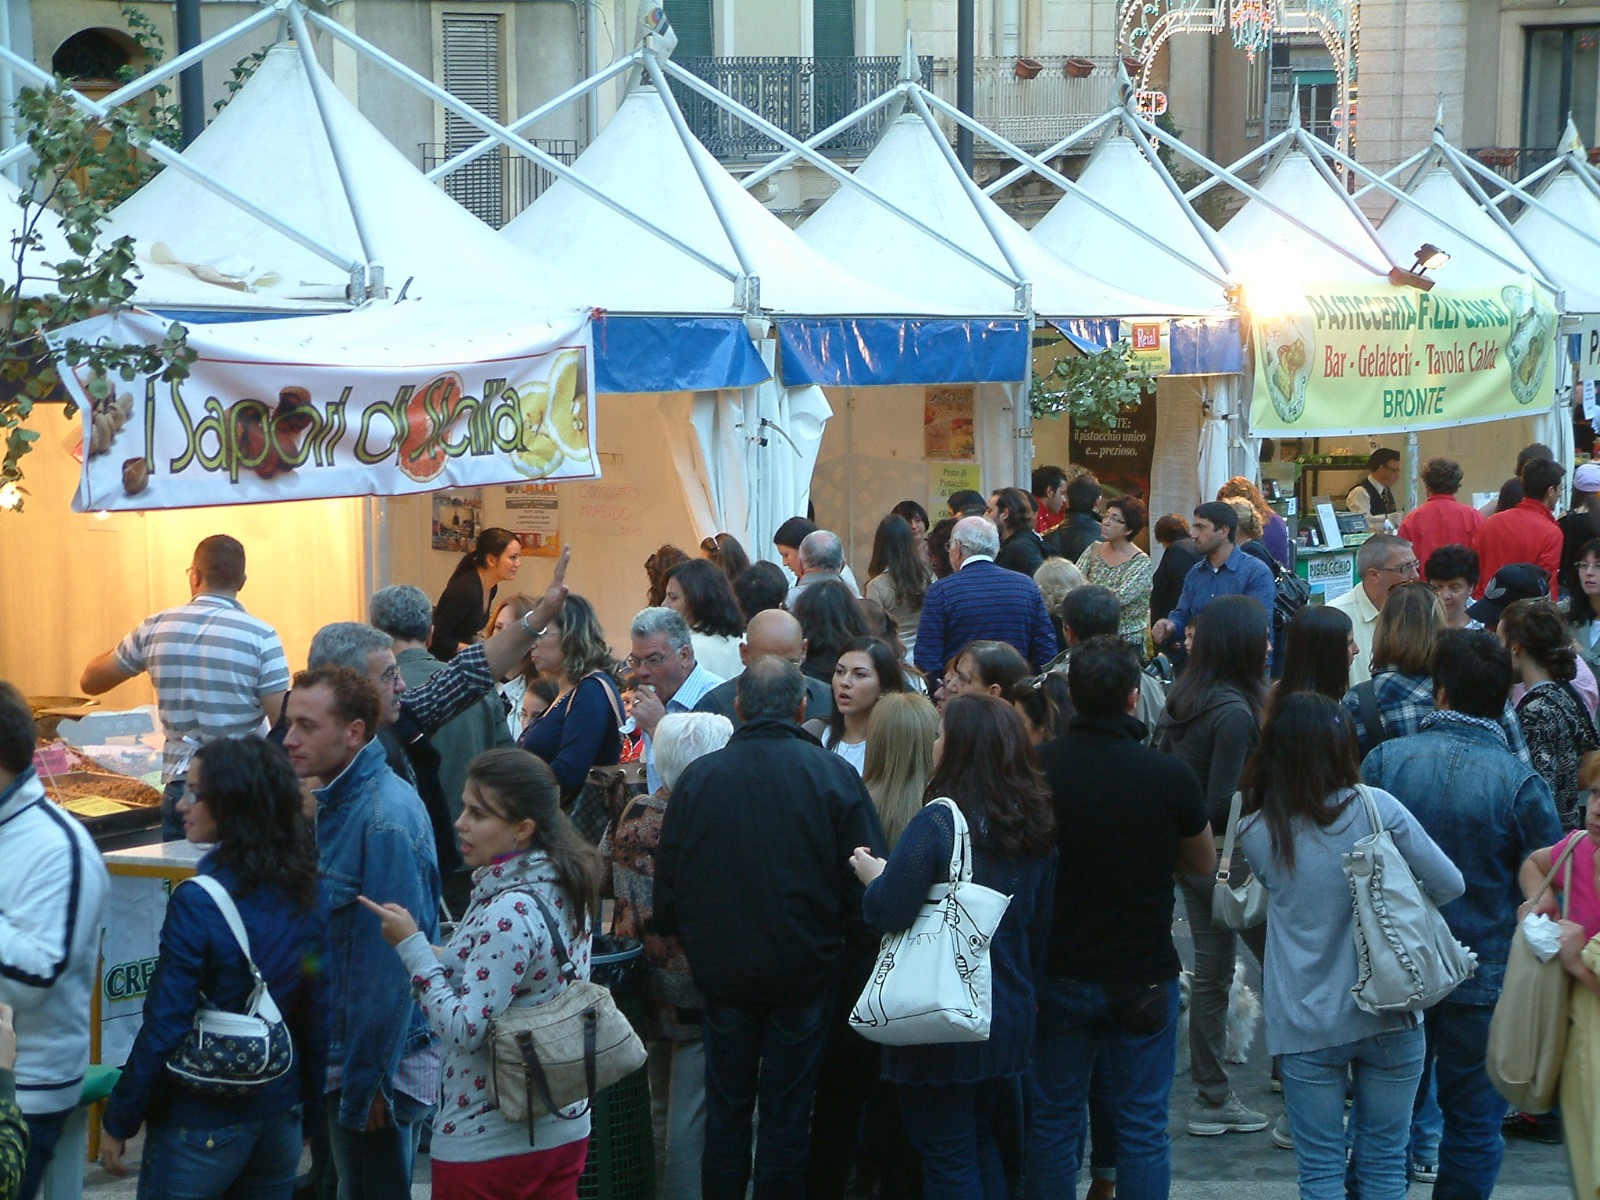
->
[1064,57,1096,78]
[1478,148,1517,168]
[1015,57,1044,79]
[1122,56,1144,77]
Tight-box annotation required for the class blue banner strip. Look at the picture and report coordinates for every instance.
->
[775,318,1031,387]
[593,314,769,394]
[1052,317,1243,376]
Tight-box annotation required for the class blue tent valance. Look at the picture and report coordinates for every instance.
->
[1052,317,1243,376]
[775,318,1030,387]
[593,314,770,394]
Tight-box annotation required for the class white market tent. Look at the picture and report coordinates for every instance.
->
[104,43,587,315]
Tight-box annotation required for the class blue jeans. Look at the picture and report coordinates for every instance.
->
[1409,1059,1442,1166]
[700,991,832,1200]
[898,1078,1009,1200]
[138,1108,304,1200]
[1280,1025,1423,1200]
[17,1106,72,1200]
[1426,1002,1506,1200]
[326,1089,433,1200]
[1025,976,1179,1200]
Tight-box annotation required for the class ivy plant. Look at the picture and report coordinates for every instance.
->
[1029,339,1156,429]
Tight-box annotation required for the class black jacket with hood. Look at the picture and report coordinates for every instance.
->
[1156,684,1261,827]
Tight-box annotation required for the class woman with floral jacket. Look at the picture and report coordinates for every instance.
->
[362,748,605,1200]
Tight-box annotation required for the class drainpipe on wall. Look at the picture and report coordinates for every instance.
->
[176,0,204,146]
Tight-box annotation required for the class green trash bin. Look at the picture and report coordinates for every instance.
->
[578,939,655,1200]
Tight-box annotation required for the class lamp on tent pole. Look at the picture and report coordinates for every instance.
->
[286,3,385,300]
[425,51,639,181]
[302,10,743,285]
[0,41,365,279]
[957,0,975,175]
[639,49,761,313]
[662,57,1020,287]
[175,0,204,147]
[0,2,283,175]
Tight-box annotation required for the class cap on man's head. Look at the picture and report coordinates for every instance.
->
[1576,462,1600,494]
[1466,563,1550,627]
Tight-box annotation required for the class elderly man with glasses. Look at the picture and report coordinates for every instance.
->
[1328,534,1421,685]
[628,607,725,792]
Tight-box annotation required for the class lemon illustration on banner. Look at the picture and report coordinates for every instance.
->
[545,350,590,465]
[513,382,559,478]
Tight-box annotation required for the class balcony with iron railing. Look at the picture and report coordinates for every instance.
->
[1465,146,1564,183]
[668,53,1124,161]
[421,139,581,229]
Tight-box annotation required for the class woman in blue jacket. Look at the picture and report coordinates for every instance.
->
[850,695,1057,1200]
[101,736,328,1200]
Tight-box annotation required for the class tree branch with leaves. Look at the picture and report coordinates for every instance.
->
[1030,339,1156,429]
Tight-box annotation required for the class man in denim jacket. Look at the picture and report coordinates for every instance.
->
[283,665,442,1199]
[1363,630,1562,1200]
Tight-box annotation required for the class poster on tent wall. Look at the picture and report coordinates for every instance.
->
[55,309,599,513]
[1248,279,1559,437]
[1068,392,1159,503]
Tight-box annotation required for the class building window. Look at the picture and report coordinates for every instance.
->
[813,0,855,60]
[1523,25,1600,149]
[667,0,714,58]
[440,12,504,225]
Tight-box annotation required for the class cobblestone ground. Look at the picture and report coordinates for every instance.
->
[80,896,1573,1198]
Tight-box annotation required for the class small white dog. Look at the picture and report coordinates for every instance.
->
[1176,961,1261,1071]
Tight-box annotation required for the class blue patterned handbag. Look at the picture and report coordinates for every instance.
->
[164,875,295,1096]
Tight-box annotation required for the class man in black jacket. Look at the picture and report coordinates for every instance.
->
[655,657,886,1200]
[1042,472,1104,562]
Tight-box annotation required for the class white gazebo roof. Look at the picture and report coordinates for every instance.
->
[798,111,1191,317]
[1219,149,1390,283]
[1378,167,1544,290]
[501,86,940,317]
[1031,132,1230,311]
[105,43,585,312]
[1512,169,1600,313]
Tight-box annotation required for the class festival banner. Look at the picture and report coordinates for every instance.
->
[53,306,598,512]
[1069,392,1159,504]
[1249,279,1559,437]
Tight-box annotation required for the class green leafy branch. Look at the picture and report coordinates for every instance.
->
[1029,339,1155,428]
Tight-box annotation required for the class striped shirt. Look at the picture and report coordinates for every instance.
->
[114,593,290,782]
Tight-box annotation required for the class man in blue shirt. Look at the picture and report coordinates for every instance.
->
[1150,502,1277,650]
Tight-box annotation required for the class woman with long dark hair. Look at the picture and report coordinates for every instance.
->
[664,558,748,680]
[644,545,690,608]
[941,640,1031,705]
[1568,538,1600,675]
[101,737,328,1199]
[1504,597,1600,830]
[807,636,906,774]
[700,533,752,583]
[1238,694,1462,1200]
[519,595,626,796]
[432,528,522,659]
[362,748,606,1199]
[866,515,935,659]
[851,695,1057,1200]
[791,579,871,683]
[1156,593,1271,1135]
[1272,605,1356,713]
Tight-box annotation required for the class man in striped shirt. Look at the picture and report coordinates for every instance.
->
[79,535,290,840]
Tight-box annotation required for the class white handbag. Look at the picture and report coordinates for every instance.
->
[849,798,1013,1046]
[1343,785,1477,1015]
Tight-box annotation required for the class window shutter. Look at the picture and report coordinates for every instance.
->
[813,0,855,60]
[441,13,504,224]
[667,0,714,59]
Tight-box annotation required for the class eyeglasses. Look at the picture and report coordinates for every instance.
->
[179,785,208,807]
[626,650,675,670]
[378,664,401,685]
[1381,560,1421,576]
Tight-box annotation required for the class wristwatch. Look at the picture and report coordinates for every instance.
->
[520,611,547,639]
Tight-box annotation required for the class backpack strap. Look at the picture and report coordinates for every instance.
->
[1355,679,1387,750]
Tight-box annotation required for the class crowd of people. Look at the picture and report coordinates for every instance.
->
[0,443,1597,1200]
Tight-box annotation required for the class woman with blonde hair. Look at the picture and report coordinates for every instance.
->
[1033,558,1087,661]
[1219,476,1291,569]
[519,595,626,799]
[862,692,940,849]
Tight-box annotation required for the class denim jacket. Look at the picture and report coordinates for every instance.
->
[315,738,442,1129]
[1362,711,1563,1005]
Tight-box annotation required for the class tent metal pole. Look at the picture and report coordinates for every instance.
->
[303,9,742,284]
[662,60,1021,288]
[1421,140,1569,288]
[1183,125,1298,201]
[739,84,907,190]
[905,87,1031,311]
[424,51,639,181]
[1121,107,1391,279]
[981,108,1121,195]
[1113,114,1238,277]
[286,4,384,298]
[1432,139,1600,256]
[925,89,1235,285]
[1292,127,1406,274]
[640,49,761,311]
[0,42,364,279]
[1352,145,1430,200]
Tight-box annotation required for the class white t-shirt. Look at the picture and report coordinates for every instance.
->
[832,738,867,776]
